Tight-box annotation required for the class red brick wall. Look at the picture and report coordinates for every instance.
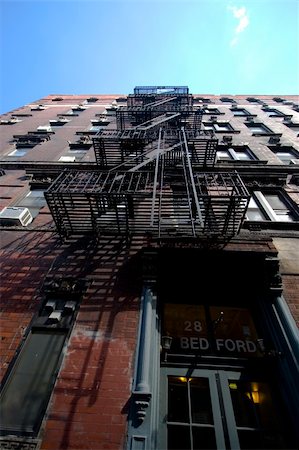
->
[38,236,143,450]
[0,231,58,381]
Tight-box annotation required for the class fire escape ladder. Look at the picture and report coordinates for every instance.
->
[143,96,178,109]
[135,112,181,131]
[181,127,204,229]
[193,109,203,136]
[151,128,163,228]
[179,139,196,237]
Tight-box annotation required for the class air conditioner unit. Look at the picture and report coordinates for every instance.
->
[0,207,33,226]
[223,135,233,143]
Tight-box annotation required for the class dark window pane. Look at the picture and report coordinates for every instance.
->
[168,425,191,450]
[193,426,217,450]
[238,429,286,450]
[168,377,189,423]
[231,381,289,449]
[263,194,288,210]
[238,430,264,449]
[0,331,66,434]
[229,382,257,428]
[190,378,214,424]
[235,151,251,161]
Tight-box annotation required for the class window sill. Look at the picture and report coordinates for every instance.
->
[216,160,267,165]
[243,220,299,231]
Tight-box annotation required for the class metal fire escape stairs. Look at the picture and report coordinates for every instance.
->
[45,88,250,239]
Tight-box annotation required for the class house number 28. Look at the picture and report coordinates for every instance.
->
[184,321,203,332]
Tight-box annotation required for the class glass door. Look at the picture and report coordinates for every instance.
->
[159,368,289,450]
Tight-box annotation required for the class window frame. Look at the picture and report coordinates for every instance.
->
[268,146,299,165]
[203,122,236,133]
[216,146,257,162]
[245,122,275,136]
[230,108,252,117]
[0,280,85,437]
[245,190,299,224]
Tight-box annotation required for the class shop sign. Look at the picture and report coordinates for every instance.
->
[163,304,262,357]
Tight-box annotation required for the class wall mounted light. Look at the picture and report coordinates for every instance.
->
[161,335,173,351]
[256,338,282,357]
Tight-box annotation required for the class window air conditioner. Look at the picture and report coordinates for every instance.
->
[0,207,33,226]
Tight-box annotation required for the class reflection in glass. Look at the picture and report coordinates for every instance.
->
[167,377,216,450]
[168,425,191,450]
[0,332,66,433]
[190,378,214,424]
[193,427,217,450]
[229,380,287,449]
[168,377,189,423]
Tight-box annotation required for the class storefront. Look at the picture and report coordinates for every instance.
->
[127,248,299,450]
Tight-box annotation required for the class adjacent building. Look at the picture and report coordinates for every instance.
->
[0,87,299,450]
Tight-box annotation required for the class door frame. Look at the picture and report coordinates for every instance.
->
[159,367,242,450]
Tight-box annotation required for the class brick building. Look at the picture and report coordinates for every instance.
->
[0,87,299,450]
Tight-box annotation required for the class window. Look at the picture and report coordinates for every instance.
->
[246,97,263,104]
[0,331,67,435]
[37,125,52,132]
[64,109,79,116]
[203,122,235,133]
[10,113,33,117]
[245,123,274,135]
[0,278,85,437]
[217,146,256,162]
[269,146,299,164]
[91,119,109,127]
[8,148,28,157]
[159,369,289,450]
[72,105,86,112]
[284,123,299,132]
[49,118,69,127]
[89,125,103,133]
[231,108,251,116]
[220,97,236,104]
[115,97,127,103]
[58,156,76,162]
[66,149,88,161]
[17,190,47,218]
[194,97,212,104]
[272,97,285,103]
[202,108,221,115]
[262,108,286,117]
[246,191,298,222]
[31,105,46,111]
[246,197,268,221]
[0,117,22,125]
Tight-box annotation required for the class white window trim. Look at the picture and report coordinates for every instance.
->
[254,191,278,221]
[217,148,253,161]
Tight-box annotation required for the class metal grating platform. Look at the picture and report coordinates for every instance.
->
[45,167,249,239]
[45,87,249,240]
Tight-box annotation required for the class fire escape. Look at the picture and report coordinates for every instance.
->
[45,86,250,243]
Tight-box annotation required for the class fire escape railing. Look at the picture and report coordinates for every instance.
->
[45,86,250,241]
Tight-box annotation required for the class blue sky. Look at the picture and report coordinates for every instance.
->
[0,0,298,114]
